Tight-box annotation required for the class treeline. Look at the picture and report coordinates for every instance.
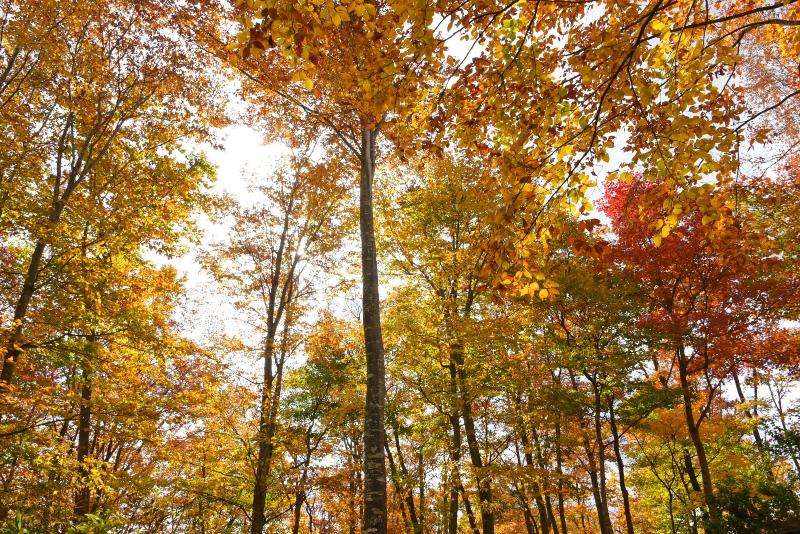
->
[1,1,800,533]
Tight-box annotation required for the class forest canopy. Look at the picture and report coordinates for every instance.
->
[1,0,799,533]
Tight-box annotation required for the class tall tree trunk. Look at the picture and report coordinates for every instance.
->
[677,344,718,526]
[392,428,421,533]
[418,449,425,533]
[766,373,800,474]
[292,489,306,534]
[448,411,464,534]
[250,200,296,533]
[517,446,548,534]
[2,184,68,387]
[251,331,277,534]
[530,428,559,534]
[568,371,611,534]
[608,398,634,534]
[41,399,74,528]
[447,364,461,534]
[452,341,494,534]
[523,506,538,534]
[74,352,93,519]
[360,126,387,534]
[590,378,611,534]
[349,458,359,534]
[515,401,551,534]
[385,442,411,528]
[293,433,315,534]
[582,432,613,534]
[458,482,481,534]
[525,453,553,533]
[1,241,46,386]
[683,449,702,494]
[198,454,207,534]
[554,415,568,534]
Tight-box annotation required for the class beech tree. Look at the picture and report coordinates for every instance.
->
[233,2,445,530]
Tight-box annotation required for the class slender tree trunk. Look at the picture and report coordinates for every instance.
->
[197,454,207,534]
[251,332,276,534]
[447,363,461,534]
[74,354,93,519]
[519,454,548,534]
[590,379,611,534]
[568,370,611,534]
[767,376,800,474]
[251,208,296,533]
[417,447,428,532]
[393,429,421,533]
[349,458,358,534]
[452,341,494,534]
[608,398,634,534]
[683,449,702,494]
[582,433,613,534]
[385,442,411,528]
[418,449,425,533]
[360,126,387,534]
[533,489,550,534]
[41,402,74,528]
[580,504,587,533]
[293,433,315,534]
[530,428,559,534]
[554,415,568,534]
[458,482,480,534]
[292,488,306,534]
[668,492,677,534]
[448,411,463,534]
[677,344,717,526]
[1,241,46,385]
[516,410,551,534]
[523,506,538,534]
[2,190,68,387]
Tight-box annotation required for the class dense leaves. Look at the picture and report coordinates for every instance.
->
[1,0,799,533]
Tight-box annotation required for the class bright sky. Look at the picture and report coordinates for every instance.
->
[164,122,362,381]
[165,124,288,348]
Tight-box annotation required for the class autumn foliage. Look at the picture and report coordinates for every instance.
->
[1,0,800,533]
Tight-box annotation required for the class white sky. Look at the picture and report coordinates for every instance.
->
[165,124,288,348]
[164,122,363,381]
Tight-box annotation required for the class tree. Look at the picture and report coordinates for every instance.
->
[203,145,348,533]
[233,2,445,529]
[382,155,509,534]
[602,175,799,529]
[0,0,223,390]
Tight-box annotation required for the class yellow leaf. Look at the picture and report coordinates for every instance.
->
[651,19,667,32]
[538,288,549,299]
